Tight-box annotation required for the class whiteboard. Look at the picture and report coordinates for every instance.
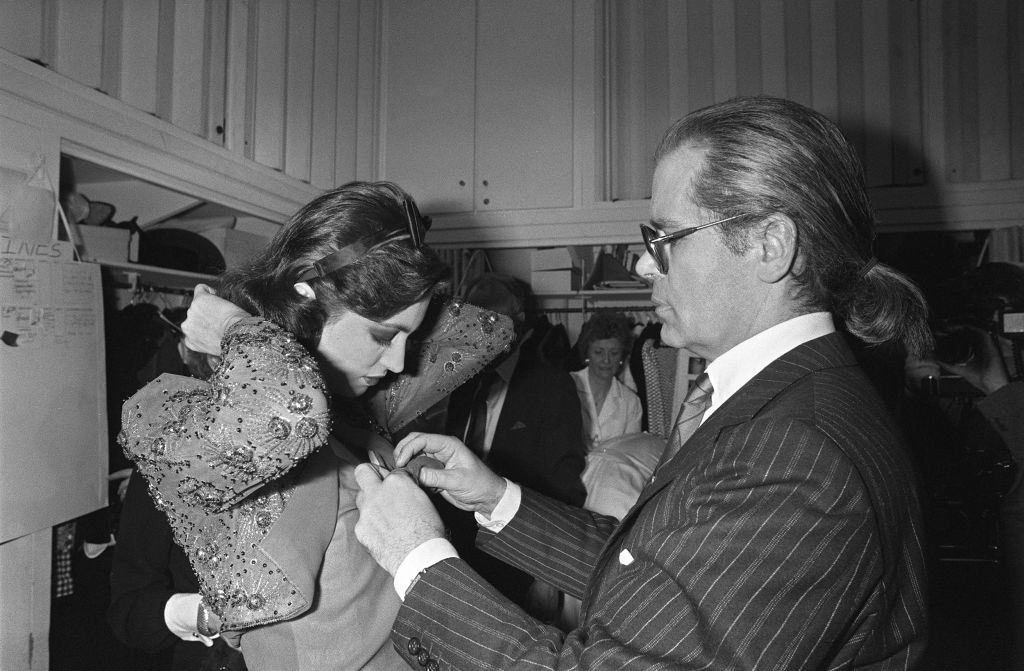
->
[0,235,107,543]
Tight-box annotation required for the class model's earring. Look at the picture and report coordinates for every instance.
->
[584,358,590,365]
[617,360,624,366]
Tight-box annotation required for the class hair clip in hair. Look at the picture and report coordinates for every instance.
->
[296,246,364,282]
[404,198,431,249]
[297,197,431,283]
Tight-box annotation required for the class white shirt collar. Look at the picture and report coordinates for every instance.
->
[703,312,835,417]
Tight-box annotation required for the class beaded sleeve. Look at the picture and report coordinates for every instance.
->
[119,317,332,513]
[117,317,333,629]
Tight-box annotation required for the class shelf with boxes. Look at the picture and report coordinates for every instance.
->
[529,244,648,295]
[64,155,279,295]
[534,288,652,301]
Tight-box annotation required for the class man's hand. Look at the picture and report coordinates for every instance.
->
[353,467,446,576]
[937,326,1010,395]
[181,284,249,355]
[108,468,132,502]
[394,432,507,517]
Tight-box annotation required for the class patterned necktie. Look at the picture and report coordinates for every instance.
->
[663,373,714,462]
[463,370,498,456]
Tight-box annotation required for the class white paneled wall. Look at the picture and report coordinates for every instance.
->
[0,0,369,190]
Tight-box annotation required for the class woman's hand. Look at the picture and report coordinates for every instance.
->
[394,432,507,517]
[181,284,250,355]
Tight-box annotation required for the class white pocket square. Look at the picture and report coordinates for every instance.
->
[618,549,634,566]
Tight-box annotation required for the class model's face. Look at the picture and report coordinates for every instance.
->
[587,338,625,382]
[636,146,761,361]
[315,298,431,398]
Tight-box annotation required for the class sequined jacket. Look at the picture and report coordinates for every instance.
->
[119,299,513,631]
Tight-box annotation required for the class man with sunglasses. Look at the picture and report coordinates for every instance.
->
[355,96,932,670]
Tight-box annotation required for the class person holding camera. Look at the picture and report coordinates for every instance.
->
[905,303,1024,668]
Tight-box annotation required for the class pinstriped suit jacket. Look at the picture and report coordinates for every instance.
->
[394,332,928,670]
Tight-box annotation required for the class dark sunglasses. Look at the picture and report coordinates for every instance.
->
[639,213,744,274]
[297,198,431,282]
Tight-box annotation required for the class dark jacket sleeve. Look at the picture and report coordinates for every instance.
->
[534,368,588,506]
[107,473,197,652]
[969,381,1024,455]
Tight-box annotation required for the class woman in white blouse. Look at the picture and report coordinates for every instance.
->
[571,312,642,451]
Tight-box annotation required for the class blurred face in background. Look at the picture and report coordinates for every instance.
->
[587,337,626,383]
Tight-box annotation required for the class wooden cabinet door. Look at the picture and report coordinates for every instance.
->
[379,0,575,215]
[475,0,574,212]
[379,0,476,213]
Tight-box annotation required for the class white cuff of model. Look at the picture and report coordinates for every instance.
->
[164,593,216,646]
[393,537,458,601]
[475,478,521,532]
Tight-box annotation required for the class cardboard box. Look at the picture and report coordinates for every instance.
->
[198,228,270,270]
[531,268,581,293]
[74,224,136,263]
[532,247,574,271]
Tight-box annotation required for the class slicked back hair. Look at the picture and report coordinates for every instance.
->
[656,96,932,356]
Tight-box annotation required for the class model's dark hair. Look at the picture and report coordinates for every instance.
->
[577,312,633,357]
[656,96,933,357]
[217,181,449,348]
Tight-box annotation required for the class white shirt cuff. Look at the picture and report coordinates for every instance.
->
[393,537,458,601]
[164,593,216,646]
[474,478,521,532]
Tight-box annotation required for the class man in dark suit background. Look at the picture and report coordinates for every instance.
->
[354,96,932,669]
[441,273,586,609]
[446,273,586,505]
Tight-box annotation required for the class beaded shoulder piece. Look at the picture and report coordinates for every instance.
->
[366,297,514,434]
[119,317,333,629]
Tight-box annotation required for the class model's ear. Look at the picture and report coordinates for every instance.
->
[756,214,799,284]
[293,281,317,300]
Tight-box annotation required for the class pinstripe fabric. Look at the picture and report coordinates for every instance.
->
[394,333,928,670]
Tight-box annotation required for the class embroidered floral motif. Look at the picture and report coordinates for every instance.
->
[178,477,229,509]
[295,417,319,439]
[246,594,266,610]
[287,393,313,414]
[268,416,291,439]
[477,310,500,334]
[120,306,511,630]
[119,317,331,629]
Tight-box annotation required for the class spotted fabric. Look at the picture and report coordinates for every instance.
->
[368,298,514,434]
[120,317,332,629]
[119,299,514,631]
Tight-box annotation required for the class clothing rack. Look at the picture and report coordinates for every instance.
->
[529,304,654,314]
[98,260,217,300]
[109,279,196,296]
